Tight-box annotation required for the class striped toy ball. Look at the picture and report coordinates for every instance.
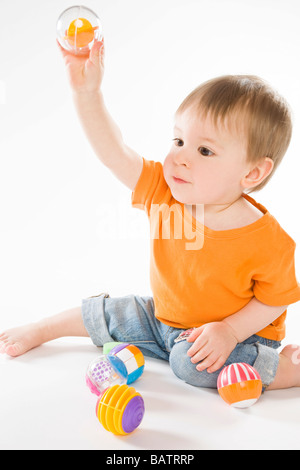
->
[217,363,262,408]
[108,343,145,385]
[96,384,145,435]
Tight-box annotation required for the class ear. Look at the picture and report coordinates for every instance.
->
[241,157,274,190]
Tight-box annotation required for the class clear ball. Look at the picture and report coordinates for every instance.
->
[56,5,103,55]
[86,355,127,396]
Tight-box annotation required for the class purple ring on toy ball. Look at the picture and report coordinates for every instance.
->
[121,395,145,433]
[109,343,130,355]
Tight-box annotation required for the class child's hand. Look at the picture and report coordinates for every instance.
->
[186,322,238,373]
[57,39,105,93]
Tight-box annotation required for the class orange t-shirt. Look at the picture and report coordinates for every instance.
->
[131,158,300,341]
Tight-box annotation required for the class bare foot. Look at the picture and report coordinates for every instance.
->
[281,344,300,386]
[267,344,300,390]
[0,323,45,357]
[0,306,87,357]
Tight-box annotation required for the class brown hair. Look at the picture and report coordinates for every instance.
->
[176,75,293,192]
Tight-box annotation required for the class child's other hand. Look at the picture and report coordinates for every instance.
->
[186,322,238,373]
[57,39,105,93]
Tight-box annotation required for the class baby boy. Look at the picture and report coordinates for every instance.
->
[1,40,300,393]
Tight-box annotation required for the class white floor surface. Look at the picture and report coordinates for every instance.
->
[1,337,300,451]
[1,0,300,453]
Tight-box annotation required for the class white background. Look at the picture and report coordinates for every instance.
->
[1,0,300,450]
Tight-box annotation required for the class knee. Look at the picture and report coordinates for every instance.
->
[169,342,193,381]
[169,341,216,388]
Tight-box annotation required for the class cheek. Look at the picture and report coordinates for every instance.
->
[197,160,240,185]
[191,163,235,202]
[221,163,245,186]
[163,156,172,181]
[193,162,222,186]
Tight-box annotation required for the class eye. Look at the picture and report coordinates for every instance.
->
[173,138,184,147]
[199,146,214,157]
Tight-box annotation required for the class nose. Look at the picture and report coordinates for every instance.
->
[173,149,191,168]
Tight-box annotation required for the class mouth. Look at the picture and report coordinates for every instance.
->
[173,176,190,184]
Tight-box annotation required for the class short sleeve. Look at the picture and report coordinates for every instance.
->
[131,158,169,215]
[253,238,300,306]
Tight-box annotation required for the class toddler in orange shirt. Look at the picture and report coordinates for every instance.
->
[1,40,300,393]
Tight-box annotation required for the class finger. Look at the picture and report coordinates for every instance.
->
[187,336,208,357]
[56,39,86,66]
[196,352,218,372]
[206,356,225,374]
[189,346,210,364]
[186,326,204,343]
[56,39,70,58]
[98,37,104,49]
[89,39,105,66]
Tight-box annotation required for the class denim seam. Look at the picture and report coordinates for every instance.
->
[82,295,114,346]
[253,342,280,391]
[130,340,157,344]
[163,326,175,353]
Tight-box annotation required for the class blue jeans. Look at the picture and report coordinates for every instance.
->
[82,293,281,390]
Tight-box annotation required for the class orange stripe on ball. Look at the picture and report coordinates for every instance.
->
[218,379,262,406]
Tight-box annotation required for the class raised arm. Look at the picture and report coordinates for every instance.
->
[58,40,143,191]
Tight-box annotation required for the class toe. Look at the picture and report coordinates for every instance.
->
[5,343,22,357]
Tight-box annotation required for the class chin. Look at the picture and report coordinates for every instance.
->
[168,185,192,205]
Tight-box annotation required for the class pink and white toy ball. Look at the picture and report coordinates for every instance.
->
[217,363,262,408]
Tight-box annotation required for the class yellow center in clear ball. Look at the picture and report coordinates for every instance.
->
[67,17,95,48]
